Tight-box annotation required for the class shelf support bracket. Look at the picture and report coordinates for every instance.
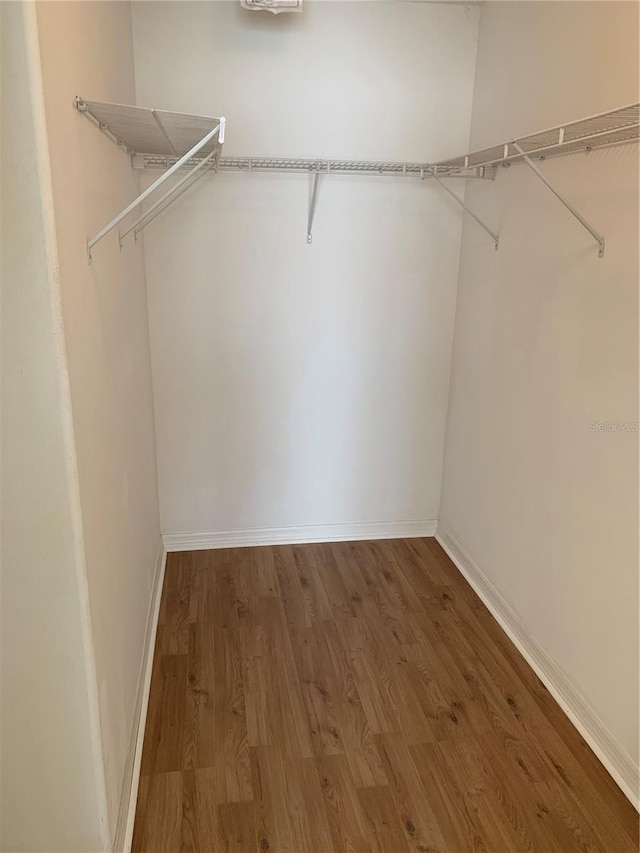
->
[432,175,499,251]
[306,170,321,244]
[512,141,605,258]
[86,117,225,260]
[119,147,218,246]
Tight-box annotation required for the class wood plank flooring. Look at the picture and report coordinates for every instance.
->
[132,538,638,852]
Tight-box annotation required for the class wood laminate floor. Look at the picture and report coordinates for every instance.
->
[132,538,638,852]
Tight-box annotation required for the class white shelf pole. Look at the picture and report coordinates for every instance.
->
[433,176,499,251]
[306,171,320,244]
[512,141,605,258]
[87,119,224,257]
[119,147,217,244]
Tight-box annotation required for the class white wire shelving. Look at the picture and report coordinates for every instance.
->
[78,99,639,256]
[432,103,639,172]
[430,103,639,258]
[76,99,225,259]
[133,153,489,178]
[130,152,492,246]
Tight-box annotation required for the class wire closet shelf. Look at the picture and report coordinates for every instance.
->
[77,99,639,257]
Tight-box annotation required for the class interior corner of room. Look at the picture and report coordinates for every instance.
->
[1,1,638,851]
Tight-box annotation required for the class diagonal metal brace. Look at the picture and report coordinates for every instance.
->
[306,170,321,244]
[119,147,218,246]
[87,118,225,260]
[432,175,499,250]
[132,159,213,241]
[512,142,605,258]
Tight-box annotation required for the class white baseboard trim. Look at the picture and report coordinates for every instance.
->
[114,540,167,853]
[436,522,639,810]
[163,519,438,552]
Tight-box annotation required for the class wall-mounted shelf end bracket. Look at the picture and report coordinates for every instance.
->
[511,142,605,258]
[432,172,499,251]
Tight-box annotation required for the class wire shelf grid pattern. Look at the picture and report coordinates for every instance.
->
[434,104,639,171]
[80,99,638,180]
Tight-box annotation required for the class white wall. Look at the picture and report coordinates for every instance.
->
[34,1,162,842]
[131,0,480,536]
[440,0,639,798]
[1,4,106,849]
